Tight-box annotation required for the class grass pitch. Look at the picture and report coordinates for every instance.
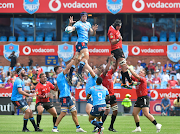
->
[0,115,179,134]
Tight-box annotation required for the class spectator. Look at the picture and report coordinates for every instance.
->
[147,81,152,89]
[135,60,143,74]
[146,71,153,83]
[102,57,109,69]
[128,61,134,71]
[156,62,163,74]
[161,94,170,116]
[114,71,122,84]
[177,71,180,85]
[4,79,13,89]
[173,96,180,111]
[164,60,172,73]
[31,74,38,90]
[28,57,33,67]
[8,51,17,69]
[49,69,54,76]
[24,74,31,86]
[148,61,155,75]
[35,64,43,74]
[0,77,6,88]
[170,67,177,75]
[57,58,66,69]
[152,71,161,88]
[141,59,146,68]
[121,94,132,113]
[168,76,178,89]
[166,83,171,89]
[174,60,180,71]
[13,63,21,71]
[161,69,169,82]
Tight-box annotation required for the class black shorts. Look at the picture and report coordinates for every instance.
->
[134,96,150,108]
[36,102,54,111]
[106,95,117,105]
[111,48,125,60]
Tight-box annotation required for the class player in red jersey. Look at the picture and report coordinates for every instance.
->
[127,67,162,133]
[100,54,119,132]
[35,73,58,129]
[107,19,139,89]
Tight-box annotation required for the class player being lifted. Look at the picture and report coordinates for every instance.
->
[127,66,162,133]
[87,77,110,134]
[11,68,42,132]
[100,54,119,132]
[107,19,140,89]
[35,73,58,129]
[65,11,98,84]
[52,59,86,133]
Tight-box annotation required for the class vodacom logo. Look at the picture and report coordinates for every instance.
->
[150,90,158,100]
[131,46,140,55]
[132,0,145,12]
[79,90,86,100]
[23,46,31,55]
[49,0,61,12]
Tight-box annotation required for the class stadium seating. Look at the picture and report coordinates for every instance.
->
[170,75,177,80]
[71,36,77,42]
[160,31,167,37]
[178,37,180,42]
[169,36,176,42]
[27,36,34,42]
[141,36,148,42]
[3,66,9,73]
[45,36,52,42]
[62,32,70,37]
[36,36,43,42]
[89,36,96,42]
[62,36,69,42]
[25,66,30,71]
[0,36,7,42]
[160,36,167,42]
[169,32,176,37]
[41,66,48,73]
[36,32,44,37]
[9,36,16,42]
[161,81,168,89]
[18,36,25,42]
[150,36,158,42]
[98,36,105,42]
[47,66,54,72]
[0,66,3,69]
[45,32,53,37]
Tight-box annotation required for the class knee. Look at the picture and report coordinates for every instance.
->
[132,112,136,116]
[143,112,149,117]
[52,112,57,117]
[25,109,31,114]
[38,110,44,115]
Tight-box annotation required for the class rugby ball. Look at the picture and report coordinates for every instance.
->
[65,26,73,34]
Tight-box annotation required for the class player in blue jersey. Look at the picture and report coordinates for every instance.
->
[11,68,43,132]
[65,11,98,84]
[87,77,110,134]
[52,59,86,133]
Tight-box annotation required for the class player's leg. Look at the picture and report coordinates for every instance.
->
[86,98,93,115]
[47,107,58,126]
[132,107,142,132]
[36,104,44,128]
[102,99,110,123]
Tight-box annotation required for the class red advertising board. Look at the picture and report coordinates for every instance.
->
[0,0,180,14]
[0,88,12,97]
[128,46,167,56]
[75,89,180,101]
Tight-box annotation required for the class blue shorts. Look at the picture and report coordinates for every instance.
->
[76,42,88,52]
[90,104,106,117]
[60,96,74,108]
[87,98,93,105]
[12,99,29,111]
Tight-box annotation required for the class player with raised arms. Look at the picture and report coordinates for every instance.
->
[127,67,162,133]
[65,11,98,84]
[52,58,86,133]
[35,73,58,129]
[86,77,110,134]
[107,19,140,89]
[11,68,43,132]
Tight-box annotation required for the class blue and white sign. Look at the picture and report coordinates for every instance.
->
[106,0,123,14]
[122,44,128,59]
[23,0,40,14]
[58,43,74,62]
[167,43,180,62]
[3,43,19,62]
[45,56,58,65]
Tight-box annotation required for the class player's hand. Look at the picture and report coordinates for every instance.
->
[92,24,98,31]
[29,94,36,97]
[30,90,35,93]
[69,16,76,24]
[119,35,123,40]
[109,54,114,61]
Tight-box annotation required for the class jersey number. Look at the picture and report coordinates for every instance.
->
[98,93,102,100]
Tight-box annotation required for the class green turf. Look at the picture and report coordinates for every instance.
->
[0,115,179,134]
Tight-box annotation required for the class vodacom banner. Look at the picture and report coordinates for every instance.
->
[0,0,180,14]
[75,89,180,101]
[0,88,12,97]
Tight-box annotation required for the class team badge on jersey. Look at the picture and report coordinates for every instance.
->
[167,43,180,62]
[3,43,19,62]
[122,44,128,59]
[106,0,123,14]
[23,0,40,14]
[58,43,74,62]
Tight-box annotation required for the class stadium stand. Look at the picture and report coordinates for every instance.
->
[0,36,7,42]
[98,36,105,42]
[141,36,148,42]
[150,36,158,42]
[45,36,52,42]
[9,36,16,42]
[36,36,43,42]
[17,36,25,42]
[71,36,77,42]
[27,36,34,42]
[89,36,96,42]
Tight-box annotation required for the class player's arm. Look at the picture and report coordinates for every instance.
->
[86,94,91,100]
[84,60,95,78]
[89,24,98,36]
[103,54,113,76]
[63,59,75,75]
[106,95,110,100]
[112,57,118,73]
[110,31,122,45]
[18,88,35,97]
[128,66,141,81]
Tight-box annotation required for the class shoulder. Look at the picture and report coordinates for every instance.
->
[87,22,91,26]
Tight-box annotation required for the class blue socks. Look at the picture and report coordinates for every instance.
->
[69,65,75,79]
[78,61,85,74]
